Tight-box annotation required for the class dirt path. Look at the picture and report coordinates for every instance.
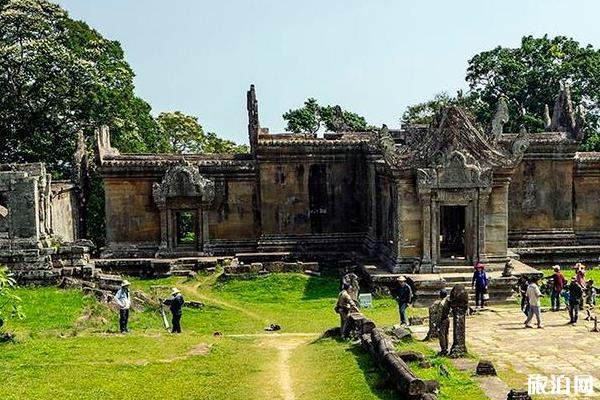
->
[252,333,319,400]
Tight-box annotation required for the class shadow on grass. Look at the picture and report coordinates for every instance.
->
[301,275,339,301]
[347,342,396,400]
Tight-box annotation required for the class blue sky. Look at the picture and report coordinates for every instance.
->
[56,0,600,144]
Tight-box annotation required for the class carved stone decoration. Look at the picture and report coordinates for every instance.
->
[373,124,401,167]
[247,84,260,153]
[549,82,584,140]
[95,126,119,163]
[330,105,349,133]
[490,97,510,142]
[449,284,468,358]
[152,164,215,207]
[543,104,552,130]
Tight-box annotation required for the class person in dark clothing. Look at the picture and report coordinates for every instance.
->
[163,288,185,333]
[471,263,489,308]
[550,265,567,311]
[568,277,584,325]
[395,276,413,326]
[517,276,530,316]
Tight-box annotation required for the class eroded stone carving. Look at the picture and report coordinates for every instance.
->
[490,97,510,142]
[152,163,215,207]
[549,83,584,140]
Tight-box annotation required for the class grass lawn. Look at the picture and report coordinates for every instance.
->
[1,271,483,399]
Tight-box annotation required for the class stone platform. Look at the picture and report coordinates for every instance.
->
[360,259,543,307]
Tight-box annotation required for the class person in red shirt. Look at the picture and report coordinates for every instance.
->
[550,265,567,311]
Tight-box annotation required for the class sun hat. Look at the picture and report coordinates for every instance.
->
[397,276,407,282]
[171,287,180,295]
[121,280,131,287]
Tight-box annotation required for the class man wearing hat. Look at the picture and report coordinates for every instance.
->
[335,283,358,338]
[395,276,413,326]
[163,288,185,333]
[114,280,131,333]
[550,265,567,311]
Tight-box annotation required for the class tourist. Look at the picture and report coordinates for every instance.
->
[335,283,358,338]
[517,276,530,316]
[471,263,488,308]
[437,289,451,356]
[114,280,131,333]
[395,276,413,326]
[568,277,583,325]
[163,288,185,333]
[575,263,587,310]
[524,276,543,329]
[584,280,596,321]
[550,265,567,311]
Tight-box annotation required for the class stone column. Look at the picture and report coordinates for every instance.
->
[158,208,168,250]
[449,284,468,358]
[476,188,491,263]
[420,191,433,272]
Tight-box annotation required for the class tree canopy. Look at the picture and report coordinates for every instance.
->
[402,35,600,151]
[156,111,248,154]
[0,0,247,178]
[283,98,369,134]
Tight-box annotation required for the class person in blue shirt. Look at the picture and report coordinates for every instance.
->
[471,263,489,308]
[395,276,413,326]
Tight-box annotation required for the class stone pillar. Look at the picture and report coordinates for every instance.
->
[158,208,168,250]
[420,191,433,272]
[449,284,468,358]
[476,188,491,263]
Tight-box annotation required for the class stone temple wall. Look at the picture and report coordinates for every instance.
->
[0,163,81,283]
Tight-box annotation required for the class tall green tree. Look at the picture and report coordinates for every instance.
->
[466,35,600,149]
[402,35,600,151]
[283,98,368,133]
[156,111,248,154]
[0,0,160,175]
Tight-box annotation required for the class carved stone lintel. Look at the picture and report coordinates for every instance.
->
[152,163,215,208]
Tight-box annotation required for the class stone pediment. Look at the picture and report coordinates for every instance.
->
[152,163,215,207]
[374,106,530,177]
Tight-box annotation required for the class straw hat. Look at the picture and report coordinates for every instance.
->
[397,276,407,282]
[121,280,131,287]
[171,287,180,295]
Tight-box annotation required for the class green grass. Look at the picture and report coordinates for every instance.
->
[0,272,483,399]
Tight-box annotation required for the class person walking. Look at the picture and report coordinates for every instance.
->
[471,263,489,308]
[114,280,131,333]
[568,277,584,325]
[335,283,358,338]
[550,266,567,311]
[524,276,543,329]
[163,288,185,333]
[395,276,413,326]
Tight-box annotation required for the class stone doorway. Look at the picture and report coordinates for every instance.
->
[174,209,199,250]
[439,205,466,260]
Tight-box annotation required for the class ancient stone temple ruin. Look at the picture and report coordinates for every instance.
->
[97,85,600,276]
[0,163,81,282]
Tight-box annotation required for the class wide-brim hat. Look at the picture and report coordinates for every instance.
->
[121,280,131,287]
[171,287,180,295]
[397,276,407,282]
[553,265,560,271]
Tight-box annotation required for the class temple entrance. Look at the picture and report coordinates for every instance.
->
[174,209,198,249]
[439,205,466,260]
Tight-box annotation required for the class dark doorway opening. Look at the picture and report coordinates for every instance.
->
[308,164,328,234]
[440,205,466,259]
[175,210,197,247]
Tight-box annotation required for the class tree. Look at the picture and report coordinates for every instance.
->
[156,111,249,154]
[283,98,368,133]
[466,35,600,150]
[0,0,160,176]
[0,266,23,340]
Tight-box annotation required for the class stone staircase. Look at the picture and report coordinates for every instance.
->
[360,260,542,307]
